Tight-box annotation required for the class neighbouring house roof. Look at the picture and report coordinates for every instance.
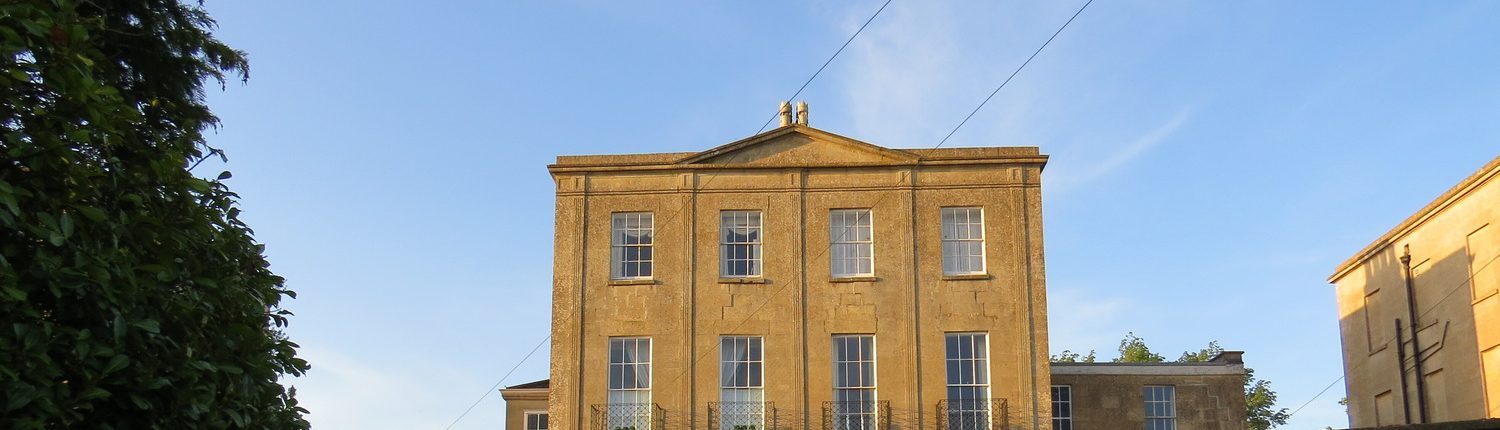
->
[1327,155,1500,283]
[504,379,549,390]
[1051,351,1246,376]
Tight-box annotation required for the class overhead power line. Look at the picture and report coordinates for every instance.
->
[935,0,1095,149]
[442,335,550,430]
[754,0,895,135]
[1283,249,1500,422]
[440,2,896,428]
[657,0,1097,425]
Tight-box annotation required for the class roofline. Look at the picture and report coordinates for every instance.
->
[673,125,920,165]
[498,387,549,401]
[1050,361,1245,376]
[548,156,1049,174]
[546,124,1046,174]
[1327,155,1500,283]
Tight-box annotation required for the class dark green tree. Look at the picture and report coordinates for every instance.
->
[0,1,308,428]
[1091,334,1289,430]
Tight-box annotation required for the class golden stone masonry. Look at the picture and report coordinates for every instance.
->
[504,104,1250,430]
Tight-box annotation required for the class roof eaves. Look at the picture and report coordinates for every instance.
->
[1328,154,1500,283]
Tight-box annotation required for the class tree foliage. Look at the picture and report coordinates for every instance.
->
[1113,332,1166,363]
[0,1,308,428]
[1169,340,1290,430]
[1051,349,1097,363]
[1059,334,1290,430]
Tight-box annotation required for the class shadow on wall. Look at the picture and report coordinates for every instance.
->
[1340,418,1500,430]
[1340,242,1491,425]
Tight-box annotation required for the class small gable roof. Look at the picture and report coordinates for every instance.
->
[673,125,919,166]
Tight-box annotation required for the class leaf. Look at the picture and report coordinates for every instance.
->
[0,286,26,301]
[59,213,73,237]
[80,387,111,400]
[217,170,232,180]
[186,178,211,192]
[77,206,107,222]
[132,320,160,334]
[103,354,130,374]
[227,409,246,427]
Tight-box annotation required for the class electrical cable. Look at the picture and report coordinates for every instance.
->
[1283,250,1500,422]
[439,1,896,428]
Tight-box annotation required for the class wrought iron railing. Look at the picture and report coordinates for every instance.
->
[936,398,1008,430]
[708,401,778,430]
[822,400,891,430]
[590,403,665,430]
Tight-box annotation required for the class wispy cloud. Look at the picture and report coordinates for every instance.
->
[1046,287,1133,355]
[841,1,964,146]
[835,1,1086,148]
[292,346,459,429]
[1046,107,1194,194]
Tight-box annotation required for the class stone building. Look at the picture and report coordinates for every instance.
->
[1329,155,1500,427]
[1049,352,1247,430]
[512,103,1249,430]
[506,352,1248,430]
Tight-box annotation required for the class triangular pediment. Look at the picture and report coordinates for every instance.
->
[677,126,918,166]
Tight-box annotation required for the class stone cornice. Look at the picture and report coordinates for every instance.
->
[1328,154,1500,283]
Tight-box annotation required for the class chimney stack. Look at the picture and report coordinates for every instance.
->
[795,101,808,125]
[778,101,793,127]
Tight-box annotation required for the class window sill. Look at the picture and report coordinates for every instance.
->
[719,277,768,285]
[609,279,657,286]
[830,276,878,283]
[942,273,991,281]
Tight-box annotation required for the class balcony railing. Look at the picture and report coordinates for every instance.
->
[590,403,665,430]
[936,398,1009,430]
[708,401,778,430]
[822,400,891,430]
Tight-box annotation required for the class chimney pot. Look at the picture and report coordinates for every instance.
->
[778,101,793,127]
[795,101,808,125]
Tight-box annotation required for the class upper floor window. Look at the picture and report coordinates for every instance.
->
[611,213,654,280]
[1051,385,1072,430]
[1144,385,1176,430]
[721,211,763,278]
[830,209,874,278]
[941,207,986,275]
[524,411,549,430]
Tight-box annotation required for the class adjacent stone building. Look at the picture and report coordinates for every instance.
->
[1050,353,1247,430]
[1329,155,1500,427]
[511,104,1250,430]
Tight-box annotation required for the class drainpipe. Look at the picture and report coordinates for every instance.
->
[1394,319,1411,424]
[1399,245,1429,423]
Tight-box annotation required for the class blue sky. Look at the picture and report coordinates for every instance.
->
[197,1,1500,428]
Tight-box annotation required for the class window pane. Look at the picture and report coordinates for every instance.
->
[940,207,985,275]
[830,210,873,277]
[611,213,654,279]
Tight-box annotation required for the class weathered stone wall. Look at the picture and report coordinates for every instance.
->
[1343,418,1500,430]
[1331,157,1500,427]
[546,126,1051,429]
[1051,362,1247,430]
